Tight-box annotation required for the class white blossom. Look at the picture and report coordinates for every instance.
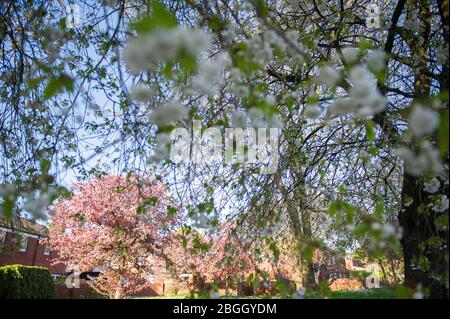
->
[395,142,442,176]
[359,150,370,161]
[348,66,387,115]
[409,105,439,136]
[318,66,341,87]
[265,95,276,105]
[341,47,360,64]
[381,224,396,238]
[423,178,440,194]
[231,110,247,128]
[305,104,321,119]
[366,50,386,72]
[371,222,381,230]
[413,291,424,299]
[149,101,188,127]
[130,85,154,102]
[269,115,283,129]
[248,107,266,127]
[192,52,230,96]
[155,132,171,145]
[123,27,211,74]
[327,98,357,117]
[432,195,449,213]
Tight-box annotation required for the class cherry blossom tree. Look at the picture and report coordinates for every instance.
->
[48,173,180,298]
[171,221,256,293]
[1,0,448,299]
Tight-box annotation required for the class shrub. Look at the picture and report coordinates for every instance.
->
[0,264,55,299]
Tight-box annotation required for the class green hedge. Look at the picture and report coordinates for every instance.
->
[0,264,55,299]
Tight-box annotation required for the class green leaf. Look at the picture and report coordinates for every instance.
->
[167,206,177,218]
[328,200,341,216]
[2,197,14,220]
[40,159,51,175]
[365,120,375,141]
[179,54,197,76]
[132,2,177,33]
[254,0,269,18]
[375,201,384,217]
[208,14,223,32]
[252,275,261,290]
[43,74,74,100]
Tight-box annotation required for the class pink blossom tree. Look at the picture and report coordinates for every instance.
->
[48,173,180,298]
[172,221,256,293]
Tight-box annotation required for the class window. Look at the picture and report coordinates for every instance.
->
[44,245,51,256]
[0,230,6,247]
[14,235,29,252]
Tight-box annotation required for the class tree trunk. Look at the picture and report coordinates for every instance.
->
[378,259,388,285]
[275,175,316,289]
[389,258,398,285]
[396,1,449,298]
[399,174,449,298]
[300,209,317,288]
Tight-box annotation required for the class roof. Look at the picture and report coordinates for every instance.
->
[0,217,48,237]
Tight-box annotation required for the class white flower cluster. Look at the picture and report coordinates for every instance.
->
[327,66,386,118]
[348,66,387,115]
[231,110,247,128]
[0,183,16,199]
[395,141,443,176]
[149,100,188,127]
[123,27,212,74]
[246,34,274,66]
[304,104,322,119]
[191,52,230,96]
[369,222,403,251]
[371,222,402,240]
[129,84,156,102]
[0,184,50,219]
[248,108,266,128]
[42,25,66,61]
[228,68,249,98]
[318,66,341,88]
[22,193,50,219]
[190,210,212,229]
[408,105,439,136]
[366,50,386,72]
[432,195,449,213]
[336,47,360,64]
[231,108,283,129]
[148,132,172,163]
[359,149,370,162]
[423,178,440,193]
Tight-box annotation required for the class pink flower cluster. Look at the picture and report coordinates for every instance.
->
[49,173,180,298]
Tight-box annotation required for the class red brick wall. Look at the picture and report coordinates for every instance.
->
[0,231,65,275]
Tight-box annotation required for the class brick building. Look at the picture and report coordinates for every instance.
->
[0,217,186,298]
[0,217,66,278]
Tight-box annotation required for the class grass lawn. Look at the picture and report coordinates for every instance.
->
[305,288,399,299]
[132,288,399,299]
